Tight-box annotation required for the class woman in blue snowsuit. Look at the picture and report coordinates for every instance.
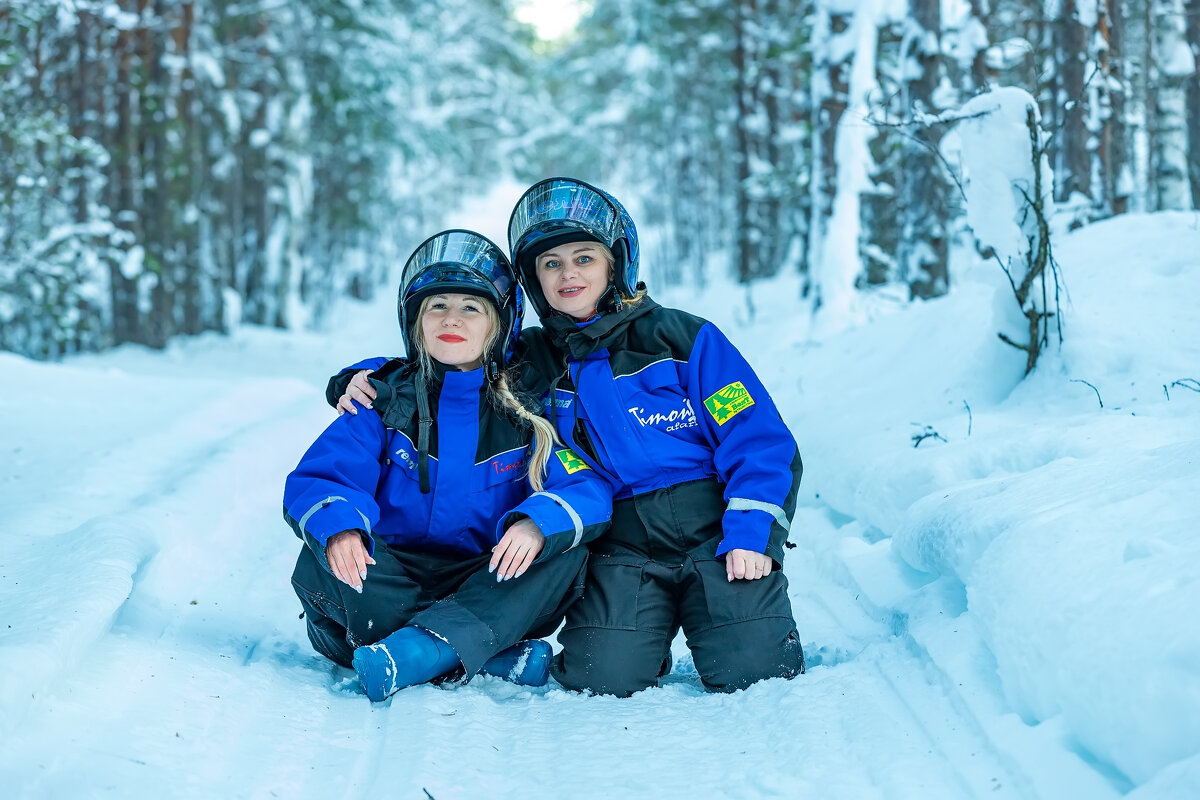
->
[336,183,806,697]
[505,178,806,696]
[284,229,611,701]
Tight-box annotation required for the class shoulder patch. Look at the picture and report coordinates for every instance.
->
[555,448,592,474]
[704,381,755,425]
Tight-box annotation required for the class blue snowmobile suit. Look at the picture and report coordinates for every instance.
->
[287,361,610,566]
[520,297,802,564]
[321,300,804,694]
[515,296,806,695]
[287,359,612,677]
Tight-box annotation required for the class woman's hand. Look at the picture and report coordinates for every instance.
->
[337,370,377,415]
[490,518,545,581]
[725,548,773,582]
[326,529,376,593]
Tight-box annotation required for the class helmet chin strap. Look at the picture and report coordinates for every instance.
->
[599,285,623,314]
[415,371,433,494]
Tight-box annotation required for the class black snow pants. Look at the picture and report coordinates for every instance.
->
[552,478,804,696]
[292,538,587,678]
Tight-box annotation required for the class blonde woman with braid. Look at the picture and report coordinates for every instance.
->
[284,230,611,701]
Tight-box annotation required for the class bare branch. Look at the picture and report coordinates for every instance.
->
[1070,379,1104,408]
[911,424,947,448]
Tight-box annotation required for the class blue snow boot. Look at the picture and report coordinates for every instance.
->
[479,639,553,687]
[352,626,461,702]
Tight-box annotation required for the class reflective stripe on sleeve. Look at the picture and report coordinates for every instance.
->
[727,497,791,531]
[530,491,585,548]
[298,495,372,538]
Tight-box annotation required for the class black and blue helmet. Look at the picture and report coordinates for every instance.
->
[507,177,641,318]
[398,229,523,378]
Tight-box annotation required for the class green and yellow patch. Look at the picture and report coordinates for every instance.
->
[555,448,591,474]
[704,381,755,425]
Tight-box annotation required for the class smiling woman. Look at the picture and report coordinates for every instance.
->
[513,0,590,41]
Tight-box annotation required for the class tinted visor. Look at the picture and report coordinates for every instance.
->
[401,230,513,306]
[508,179,620,260]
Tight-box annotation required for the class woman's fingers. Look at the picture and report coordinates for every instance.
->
[729,552,745,581]
[490,522,545,580]
[512,548,537,579]
[349,385,373,408]
[350,544,367,582]
[351,371,377,403]
[338,371,377,414]
[327,532,366,592]
[332,550,361,592]
[727,549,773,581]
[497,542,525,581]
[492,537,531,581]
[489,538,508,574]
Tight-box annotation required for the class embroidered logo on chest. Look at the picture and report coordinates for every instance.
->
[704,381,755,425]
[490,456,526,476]
[627,398,699,432]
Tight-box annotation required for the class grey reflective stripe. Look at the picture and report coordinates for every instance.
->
[298,495,372,537]
[532,491,584,548]
[727,498,791,531]
[613,357,688,380]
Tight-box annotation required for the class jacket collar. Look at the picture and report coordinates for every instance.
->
[374,360,483,430]
[543,296,660,360]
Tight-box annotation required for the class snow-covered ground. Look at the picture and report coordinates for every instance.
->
[2,207,1198,799]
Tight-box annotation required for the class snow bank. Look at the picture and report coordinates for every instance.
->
[756,211,1200,788]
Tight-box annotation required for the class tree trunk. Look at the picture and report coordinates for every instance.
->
[970,0,991,90]
[902,0,950,299]
[1187,0,1200,207]
[1151,0,1194,209]
[734,0,755,286]
[807,6,850,303]
[1097,2,1127,215]
[1057,0,1091,202]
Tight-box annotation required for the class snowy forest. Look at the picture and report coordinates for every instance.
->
[1,0,1198,359]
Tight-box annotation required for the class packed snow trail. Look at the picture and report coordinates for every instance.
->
[4,210,1199,798]
[0,310,1108,800]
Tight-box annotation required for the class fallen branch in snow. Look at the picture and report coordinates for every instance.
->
[963,400,973,436]
[1070,379,1104,408]
[911,424,947,448]
[995,106,1064,376]
[1163,378,1200,400]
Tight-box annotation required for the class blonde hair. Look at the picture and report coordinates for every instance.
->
[490,373,562,493]
[411,294,560,492]
[583,242,647,306]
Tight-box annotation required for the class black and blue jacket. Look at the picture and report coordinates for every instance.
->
[287,360,611,570]
[519,297,802,564]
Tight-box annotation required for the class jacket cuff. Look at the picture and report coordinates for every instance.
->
[502,492,585,561]
[296,496,374,553]
[717,507,787,564]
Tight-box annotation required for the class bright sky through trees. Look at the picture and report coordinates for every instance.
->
[513,0,589,40]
